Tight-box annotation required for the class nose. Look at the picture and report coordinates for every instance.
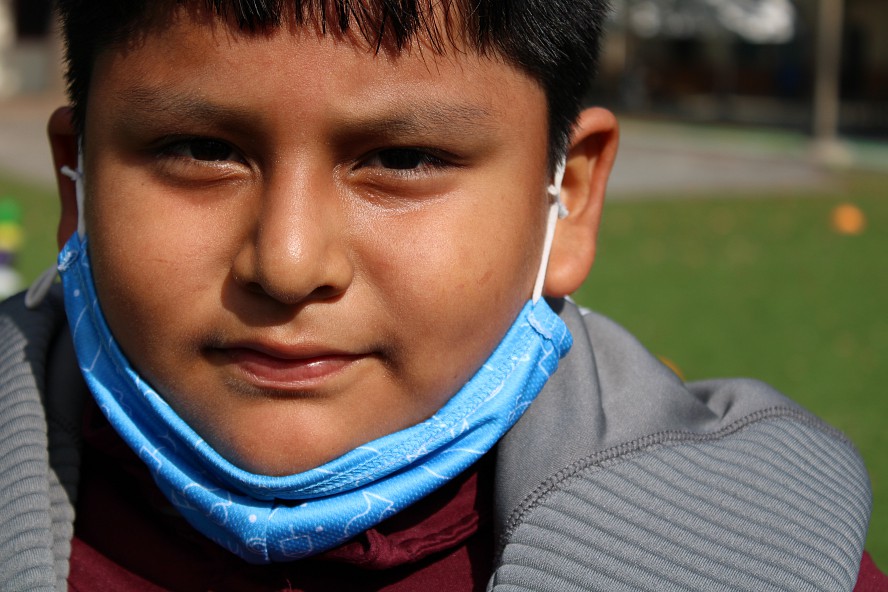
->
[232,172,353,306]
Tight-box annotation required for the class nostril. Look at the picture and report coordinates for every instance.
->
[308,284,347,303]
[236,267,348,306]
[244,281,269,296]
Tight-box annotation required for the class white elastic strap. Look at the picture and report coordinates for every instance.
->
[25,151,85,309]
[531,158,569,303]
[548,159,568,213]
[60,147,86,237]
[24,265,59,309]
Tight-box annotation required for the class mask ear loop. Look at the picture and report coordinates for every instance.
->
[61,146,86,238]
[25,148,86,309]
[531,158,569,303]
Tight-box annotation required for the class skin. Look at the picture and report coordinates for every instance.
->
[48,8,618,476]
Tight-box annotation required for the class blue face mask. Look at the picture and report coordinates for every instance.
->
[42,155,573,564]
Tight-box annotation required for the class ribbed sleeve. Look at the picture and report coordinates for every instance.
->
[492,413,871,591]
[0,296,72,591]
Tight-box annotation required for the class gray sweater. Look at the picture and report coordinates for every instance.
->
[0,291,871,591]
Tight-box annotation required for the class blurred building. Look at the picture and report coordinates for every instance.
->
[594,0,887,138]
[0,0,60,97]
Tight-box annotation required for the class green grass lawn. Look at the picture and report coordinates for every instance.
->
[575,172,888,565]
[2,168,886,565]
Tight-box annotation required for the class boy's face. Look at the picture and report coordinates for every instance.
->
[71,10,554,475]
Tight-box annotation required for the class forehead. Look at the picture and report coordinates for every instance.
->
[86,7,547,143]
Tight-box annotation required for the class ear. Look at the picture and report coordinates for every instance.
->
[48,107,80,249]
[543,107,618,298]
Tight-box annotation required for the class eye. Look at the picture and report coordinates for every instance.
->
[363,148,447,172]
[150,136,251,185]
[377,148,434,170]
[161,138,244,163]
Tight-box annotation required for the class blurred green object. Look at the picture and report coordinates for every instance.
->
[0,197,21,223]
[1,168,886,566]
[0,174,58,286]
[0,196,26,297]
[0,196,24,252]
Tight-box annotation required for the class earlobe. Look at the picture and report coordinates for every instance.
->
[48,107,80,249]
[543,107,619,298]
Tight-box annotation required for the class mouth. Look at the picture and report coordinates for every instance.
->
[218,343,367,391]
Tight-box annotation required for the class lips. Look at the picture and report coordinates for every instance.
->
[221,343,366,390]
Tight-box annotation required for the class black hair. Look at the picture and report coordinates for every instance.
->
[55,0,609,167]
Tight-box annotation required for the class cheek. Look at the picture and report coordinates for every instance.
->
[361,192,542,300]
[88,233,182,369]
[355,194,542,384]
[90,220,197,318]
[85,187,231,373]
[87,174,238,296]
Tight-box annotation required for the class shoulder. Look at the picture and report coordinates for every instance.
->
[491,300,871,591]
[0,288,66,358]
[0,287,83,428]
[0,289,70,426]
[0,288,83,591]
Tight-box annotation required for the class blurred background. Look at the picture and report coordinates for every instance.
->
[0,0,885,567]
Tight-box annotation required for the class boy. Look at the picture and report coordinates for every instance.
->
[0,1,881,590]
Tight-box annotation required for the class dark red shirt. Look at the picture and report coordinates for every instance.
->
[71,398,494,591]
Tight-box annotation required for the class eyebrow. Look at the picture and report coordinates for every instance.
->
[115,85,496,141]
[116,86,259,126]
[337,104,495,138]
